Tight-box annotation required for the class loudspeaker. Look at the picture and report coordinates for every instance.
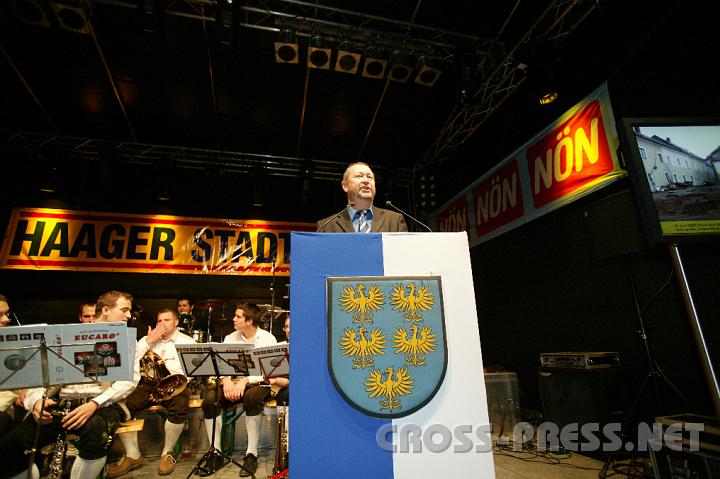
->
[583,190,649,262]
[539,367,629,436]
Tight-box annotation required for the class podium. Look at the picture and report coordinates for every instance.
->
[289,232,495,478]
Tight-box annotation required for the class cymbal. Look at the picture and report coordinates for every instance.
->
[198,299,225,309]
[258,304,289,313]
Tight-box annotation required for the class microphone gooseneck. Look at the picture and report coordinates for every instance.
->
[385,201,432,232]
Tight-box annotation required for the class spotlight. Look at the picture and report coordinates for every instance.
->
[156,183,170,202]
[274,28,299,64]
[52,2,91,35]
[414,56,443,87]
[387,50,414,83]
[334,40,361,75]
[538,90,558,105]
[9,0,51,28]
[307,34,331,70]
[39,166,58,194]
[361,45,387,79]
[536,70,559,105]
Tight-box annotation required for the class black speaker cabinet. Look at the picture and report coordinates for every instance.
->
[583,190,649,262]
[539,367,629,450]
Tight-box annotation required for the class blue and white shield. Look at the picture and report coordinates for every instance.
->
[327,275,447,418]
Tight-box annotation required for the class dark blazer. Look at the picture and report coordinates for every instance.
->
[317,206,408,232]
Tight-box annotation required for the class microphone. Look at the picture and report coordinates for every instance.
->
[10,312,21,326]
[317,205,351,232]
[385,201,432,232]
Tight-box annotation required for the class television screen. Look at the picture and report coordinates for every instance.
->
[620,117,720,244]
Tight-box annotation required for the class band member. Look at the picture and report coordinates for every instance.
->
[200,303,277,477]
[270,314,290,406]
[106,308,196,477]
[0,293,11,327]
[177,297,197,335]
[177,297,195,316]
[2,290,138,479]
[78,302,96,323]
[0,294,23,437]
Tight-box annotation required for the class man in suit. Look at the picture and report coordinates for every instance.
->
[317,162,408,232]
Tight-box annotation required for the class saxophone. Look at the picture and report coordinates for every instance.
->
[38,387,92,479]
[47,426,68,479]
[46,396,88,479]
[270,405,289,479]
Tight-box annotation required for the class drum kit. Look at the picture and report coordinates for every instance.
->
[177,300,288,342]
[258,304,289,339]
[178,299,229,343]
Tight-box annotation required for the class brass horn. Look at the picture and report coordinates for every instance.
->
[139,350,188,402]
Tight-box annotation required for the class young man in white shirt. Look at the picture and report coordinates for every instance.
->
[200,303,277,477]
[4,290,138,479]
[106,308,196,477]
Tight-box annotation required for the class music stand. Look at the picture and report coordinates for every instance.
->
[177,344,257,478]
[0,324,132,478]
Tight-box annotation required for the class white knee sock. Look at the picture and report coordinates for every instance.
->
[9,464,39,479]
[70,456,107,479]
[204,416,223,450]
[245,414,262,457]
[119,431,141,460]
[164,420,185,456]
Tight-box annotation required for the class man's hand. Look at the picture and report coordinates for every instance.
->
[222,377,248,402]
[146,324,166,344]
[32,398,56,425]
[61,401,98,430]
[15,389,27,407]
[269,377,289,389]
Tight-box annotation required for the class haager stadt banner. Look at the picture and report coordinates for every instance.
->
[0,208,315,276]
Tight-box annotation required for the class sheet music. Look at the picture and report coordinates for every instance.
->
[252,343,289,379]
[0,323,136,390]
[175,343,289,379]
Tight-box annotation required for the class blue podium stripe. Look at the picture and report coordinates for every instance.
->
[290,233,393,478]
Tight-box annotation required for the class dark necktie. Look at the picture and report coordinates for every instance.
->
[358,210,370,233]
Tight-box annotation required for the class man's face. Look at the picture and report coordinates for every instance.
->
[232,308,252,335]
[79,305,95,323]
[101,297,132,323]
[283,316,290,341]
[156,311,178,339]
[342,164,376,205]
[0,301,9,327]
[178,300,193,314]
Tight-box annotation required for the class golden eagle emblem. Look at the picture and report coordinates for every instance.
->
[390,282,434,322]
[392,324,437,366]
[339,326,386,368]
[339,283,385,323]
[365,366,414,413]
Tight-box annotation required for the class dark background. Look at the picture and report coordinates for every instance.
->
[1,0,718,423]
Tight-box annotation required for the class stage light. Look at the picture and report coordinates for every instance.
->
[9,0,51,28]
[414,56,443,87]
[538,90,558,105]
[387,50,414,83]
[39,166,58,193]
[274,28,299,64]
[361,45,387,79]
[334,40,361,75]
[536,70,559,105]
[156,182,170,202]
[52,2,91,35]
[307,34,332,69]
